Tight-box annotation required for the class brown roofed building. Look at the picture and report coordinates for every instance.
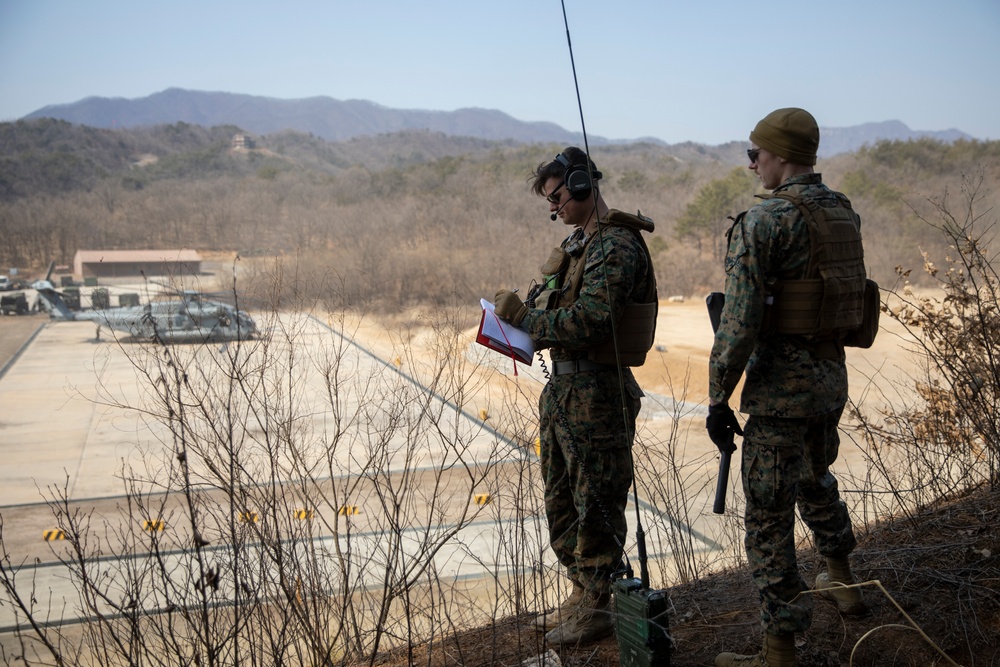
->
[73,250,202,283]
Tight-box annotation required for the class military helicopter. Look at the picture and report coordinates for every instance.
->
[32,264,258,344]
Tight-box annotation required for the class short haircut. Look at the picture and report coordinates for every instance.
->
[530,146,600,196]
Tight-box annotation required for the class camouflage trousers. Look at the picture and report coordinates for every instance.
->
[538,370,639,594]
[741,405,858,635]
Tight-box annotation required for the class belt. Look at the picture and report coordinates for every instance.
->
[552,359,612,376]
[806,339,844,360]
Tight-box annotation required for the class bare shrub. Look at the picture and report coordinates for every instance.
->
[0,272,560,665]
[631,360,745,585]
[652,243,722,300]
[849,170,999,520]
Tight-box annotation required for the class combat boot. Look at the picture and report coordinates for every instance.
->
[544,590,613,645]
[715,632,796,667]
[815,556,869,615]
[533,580,585,631]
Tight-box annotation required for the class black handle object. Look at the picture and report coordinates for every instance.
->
[712,446,732,515]
[706,292,725,332]
[707,292,732,515]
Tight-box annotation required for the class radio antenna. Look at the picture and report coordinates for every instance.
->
[559,0,592,165]
[557,0,651,590]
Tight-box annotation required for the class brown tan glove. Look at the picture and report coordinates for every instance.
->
[493,289,529,327]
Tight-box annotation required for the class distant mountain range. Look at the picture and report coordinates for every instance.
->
[24,88,974,157]
[819,120,970,158]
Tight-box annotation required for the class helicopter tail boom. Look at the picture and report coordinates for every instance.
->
[33,284,78,321]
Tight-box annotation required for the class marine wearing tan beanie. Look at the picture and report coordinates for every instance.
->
[749,108,819,166]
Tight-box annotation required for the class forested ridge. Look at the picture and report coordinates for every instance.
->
[1,117,998,314]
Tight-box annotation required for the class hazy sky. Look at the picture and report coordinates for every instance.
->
[1,0,998,145]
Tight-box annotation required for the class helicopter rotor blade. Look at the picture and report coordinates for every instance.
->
[147,279,185,296]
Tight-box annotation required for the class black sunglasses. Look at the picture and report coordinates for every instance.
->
[747,148,761,164]
[545,183,566,205]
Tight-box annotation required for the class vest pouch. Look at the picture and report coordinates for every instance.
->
[768,279,824,335]
[842,278,881,348]
[588,300,658,367]
[539,247,569,277]
[534,288,560,311]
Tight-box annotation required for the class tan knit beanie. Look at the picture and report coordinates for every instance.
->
[749,108,819,166]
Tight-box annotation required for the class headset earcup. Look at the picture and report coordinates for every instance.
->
[564,166,592,201]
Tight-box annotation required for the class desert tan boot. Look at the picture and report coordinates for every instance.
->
[544,591,613,645]
[715,632,796,667]
[533,581,586,631]
[814,572,869,615]
[815,556,869,615]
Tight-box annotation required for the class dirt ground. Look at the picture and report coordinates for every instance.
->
[357,296,924,500]
[367,483,1000,666]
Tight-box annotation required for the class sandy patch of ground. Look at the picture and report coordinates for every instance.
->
[325,297,924,534]
[331,294,921,424]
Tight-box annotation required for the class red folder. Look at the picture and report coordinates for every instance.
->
[476,303,533,365]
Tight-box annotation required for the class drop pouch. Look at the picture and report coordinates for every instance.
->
[540,247,569,278]
[842,278,881,348]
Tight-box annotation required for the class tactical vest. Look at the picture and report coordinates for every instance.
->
[762,191,868,341]
[535,210,658,366]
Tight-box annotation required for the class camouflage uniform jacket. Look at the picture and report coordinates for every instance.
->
[521,212,654,384]
[709,173,849,417]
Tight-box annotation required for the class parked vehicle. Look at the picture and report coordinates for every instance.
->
[0,292,29,315]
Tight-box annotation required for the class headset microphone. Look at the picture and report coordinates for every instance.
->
[550,199,571,221]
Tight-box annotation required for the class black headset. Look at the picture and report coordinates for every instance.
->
[555,152,603,201]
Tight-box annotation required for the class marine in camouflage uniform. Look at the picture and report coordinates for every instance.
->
[527,220,650,592]
[493,147,656,645]
[708,109,867,666]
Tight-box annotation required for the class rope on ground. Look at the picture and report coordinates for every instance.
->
[805,579,962,667]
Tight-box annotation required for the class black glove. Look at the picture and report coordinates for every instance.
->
[494,289,529,327]
[706,403,742,454]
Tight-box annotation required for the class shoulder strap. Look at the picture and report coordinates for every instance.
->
[598,211,658,303]
[763,191,859,279]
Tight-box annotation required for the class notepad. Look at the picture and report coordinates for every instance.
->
[477,298,534,364]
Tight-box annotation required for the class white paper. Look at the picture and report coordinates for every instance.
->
[479,298,535,362]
